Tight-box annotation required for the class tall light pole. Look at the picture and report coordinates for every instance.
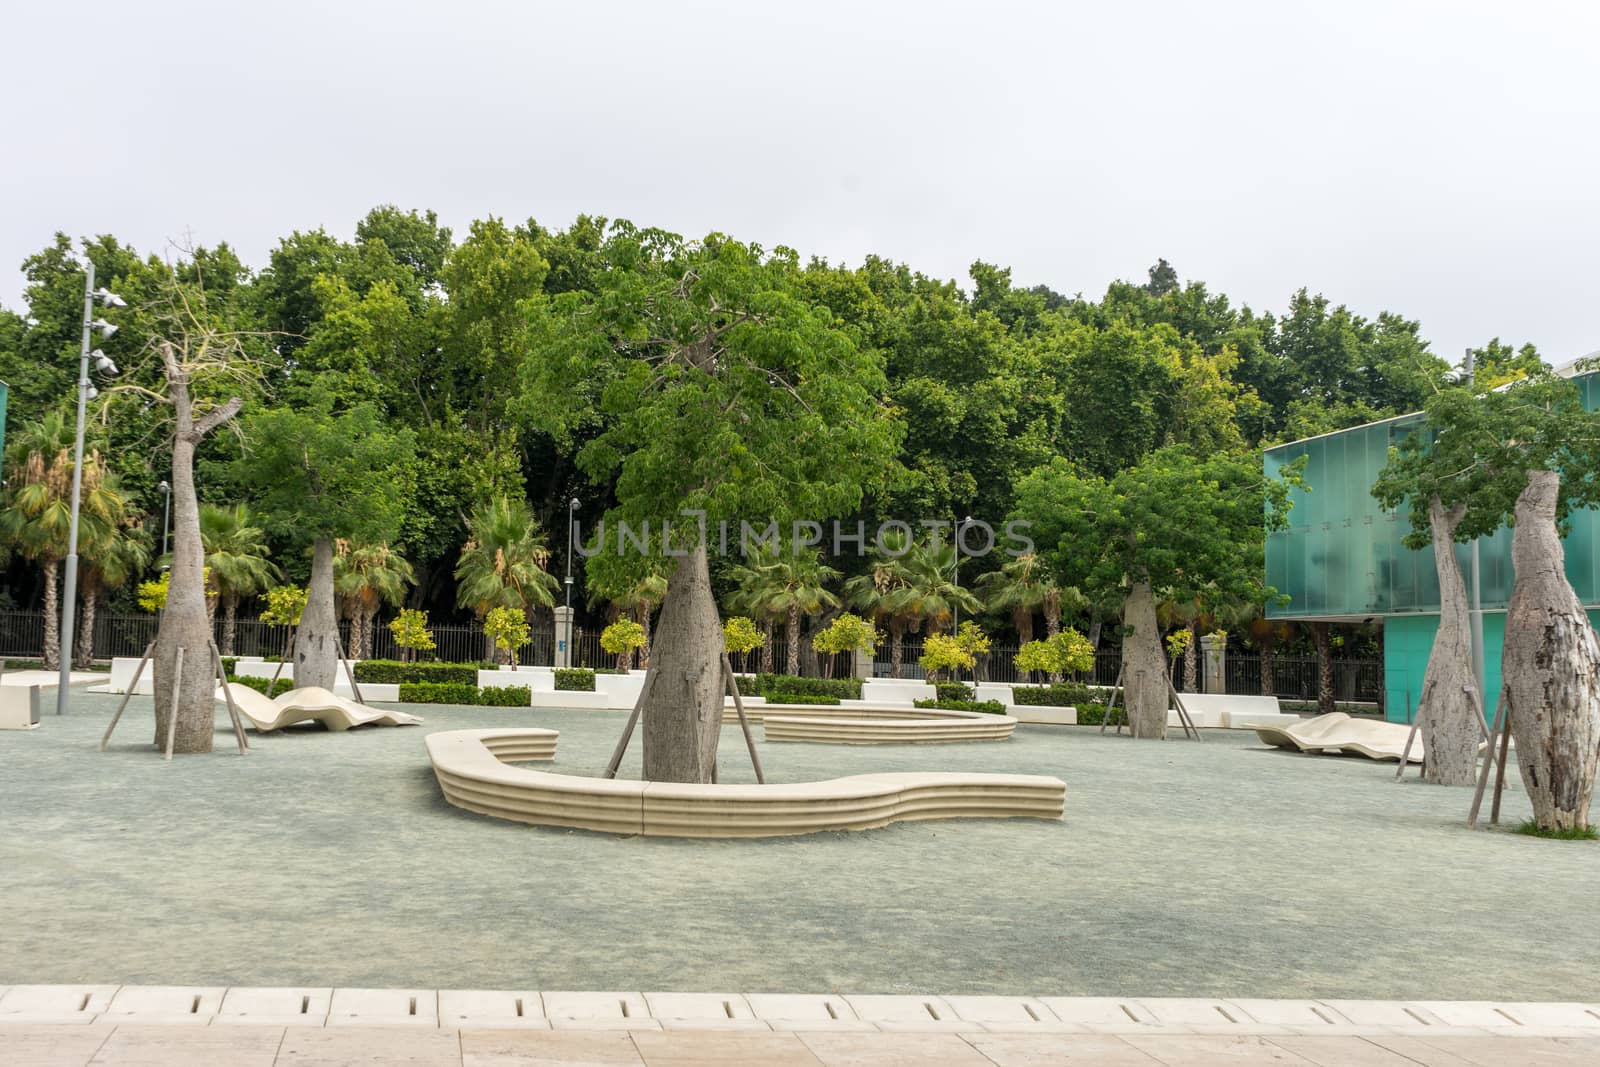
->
[952,515,973,630]
[159,481,172,560]
[57,262,123,713]
[564,497,579,666]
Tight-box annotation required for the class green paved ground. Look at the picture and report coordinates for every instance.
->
[2,693,1595,998]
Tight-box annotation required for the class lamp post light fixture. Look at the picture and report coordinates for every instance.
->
[952,514,973,630]
[159,480,172,561]
[564,497,579,666]
[56,262,123,713]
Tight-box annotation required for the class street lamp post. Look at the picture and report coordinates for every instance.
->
[56,262,122,713]
[564,497,579,667]
[952,515,973,630]
[159,480,172,560]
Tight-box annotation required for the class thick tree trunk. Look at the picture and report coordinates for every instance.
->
[41,557,59,672]
[1122,581,1169,739]
[295,537,340,690]
[889,618,904,679]
[1504,471,1600,831]
[1416,497,1480,785]
[74,588,97,669]
[153,392,230,754]
[786,603,801,675]
[1312,622,1336,714]
[221,595,238,657]
[640,543,723,783]
[1182,623,1199,692]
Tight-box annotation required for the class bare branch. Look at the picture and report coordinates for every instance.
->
[192,397,243,440]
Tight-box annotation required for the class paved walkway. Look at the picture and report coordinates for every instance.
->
[6,989,1600,1064]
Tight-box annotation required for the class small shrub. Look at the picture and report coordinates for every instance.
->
[477,685,531,707]
[397,681,480,704]
[354,659,478,685]
[1515,820,1599,841]
[231,675,293,698]
[756,673,861,699]
[914,698,1006,714]
[601,618,647,670]
[1011,683,1090,707]
[554,668,596,692]
[935,681,974,702]
[594,667,625,675]
[734,675,759,696]
[219,657,239,678]
[1074,702,1127,726]
[766,691,841,705]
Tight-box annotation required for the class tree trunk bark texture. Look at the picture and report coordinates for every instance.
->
[222,595,238,657]
[1312,622,1335,715]
[759,621,774,674]
[1122,581,1169,739]
[889,620,904,679]
[41,558,59,672]
[1417,497,1481,785]
[1504,471,1600,831]
[74,590,96,670]
[640,543,724,783]
[1182,623,1199,692]
[296,537,340,690]
[786,604,801,675]
[153,385,229,754]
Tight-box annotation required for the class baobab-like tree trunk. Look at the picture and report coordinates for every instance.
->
[221,594,239,657]
[295,537,340,690]
[786,603,801,675]
[1416,496,1480,785]
[40,558,60,672]
[153,344,242,754]
[1504,470,1600,832]
[640,543,723,783]
[1312,622,1336,714]
[1122,580,1169,738]
[73,588,97,670]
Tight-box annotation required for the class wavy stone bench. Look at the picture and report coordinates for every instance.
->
[754,703,1019,744]
[426,728,1063,838]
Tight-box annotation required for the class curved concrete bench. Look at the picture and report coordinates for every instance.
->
[426,729,1063,838]
[754,703,1018,744]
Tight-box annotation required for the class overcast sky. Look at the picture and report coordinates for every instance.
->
[3,1,1597,364]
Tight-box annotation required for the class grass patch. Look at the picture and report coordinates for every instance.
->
[1514,820,1598,841]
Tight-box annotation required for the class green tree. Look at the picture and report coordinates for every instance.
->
[1376,369,1600,828]
[881,538,981,640]
[600,617,648,671]
[519,227,899,782]
[1015,448,1293,738]
[334,541,414,660]
[722,615,765,673]
[388,607,436,663]
[735,548,842,677]
[811,612,880,679]
[199,504,279,656]
[455,496,558,661]
[230,375,415,690]
[260,585,307,660]
[842,530,917,678]
[484,605,533,670]
[919,632,974,684]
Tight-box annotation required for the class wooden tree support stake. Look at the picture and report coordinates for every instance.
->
[603,675,653,780]
[163,647,184,761]
[1467,685,1511,829]
[210,641,249,756]
[100,640,154,751]
[723,651,764,784]
[1099,664,1126,735]
[1166,675,1203,741]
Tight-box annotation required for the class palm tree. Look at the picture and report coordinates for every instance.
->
[455,496,558,662]
[726,556,781,674]
[200,504,280,656]
[0,413,121,670]
[843,530,915,678]
[882,539,981,643]
[75,506,151,669]
[335,541,414,659]
[732,548,840,675]
[587,559,670,668]
[974,552,1059,645]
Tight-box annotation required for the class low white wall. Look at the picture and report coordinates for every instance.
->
[596,671,646,706]
[1170,692,1281,729]
[109,657,155,695]
[974,683,1014,705]
[861,679,936,704]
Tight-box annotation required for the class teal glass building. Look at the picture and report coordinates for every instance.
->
[1262,372,1600,722]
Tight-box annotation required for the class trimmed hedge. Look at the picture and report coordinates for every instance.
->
[734,675,759,696]
[756,673,862,700]
[397,682,531,706]
[554,668,596,691]
[398,682,479,704]
[1011,682,1091,707]
[1074,702,1127,726]
[934,681,974,702]
[219,657,239,677]
[914,698,1007,715]
[355,659,478,685]
[765,692,841,706]
[232,675,293,698]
